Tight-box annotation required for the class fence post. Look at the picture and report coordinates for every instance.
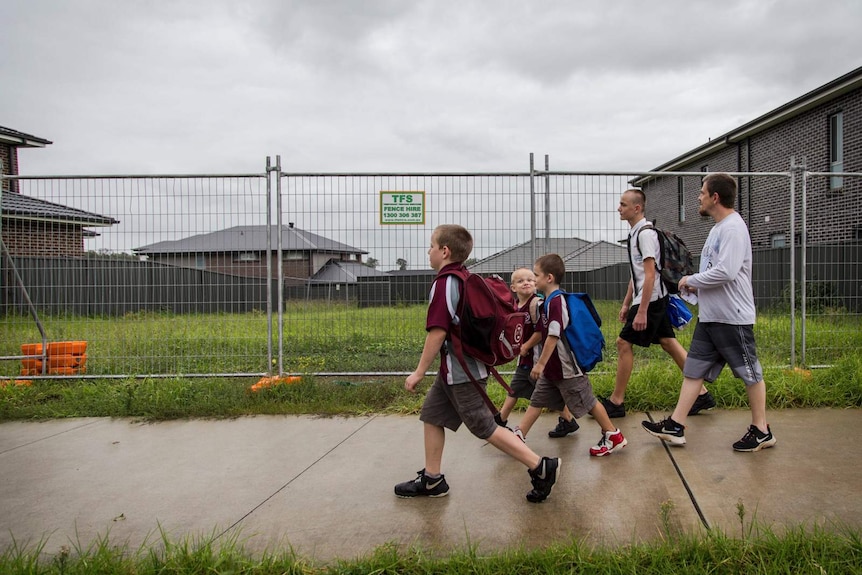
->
[265,156,274,375]
[529,153,536,265]
[800,160,809,366]
[544,154,551,239]
[276,155,285,376]
[789,157,797,366]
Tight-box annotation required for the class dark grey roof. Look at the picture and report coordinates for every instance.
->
[311,259,388,283]
[561,240,629,272]
[134,225,368,255]
[468,237,627,274]
[386,269,437,277]
[1,192,119,226]
[0,126,52,147]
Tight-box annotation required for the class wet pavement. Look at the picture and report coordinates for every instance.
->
[0,409,860,562]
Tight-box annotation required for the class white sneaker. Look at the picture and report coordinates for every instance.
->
[513,426,526,443]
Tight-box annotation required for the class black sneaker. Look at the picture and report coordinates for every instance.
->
[394,469,450,498]
[641,418,686,446]
[526,457,561,503]
[688,391,716,415]
[732,425,777,452]
[548,416,579,438]
[600,397,626,418]
[494,412,509,428]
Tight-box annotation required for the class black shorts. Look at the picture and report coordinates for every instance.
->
[507,366,536,400]
[619,296,675,347]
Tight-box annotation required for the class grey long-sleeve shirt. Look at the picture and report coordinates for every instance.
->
[686,211,756,325]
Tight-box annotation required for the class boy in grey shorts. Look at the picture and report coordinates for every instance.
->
[513,254,627,457]
[495,267,577,438]
[394,224,561,503]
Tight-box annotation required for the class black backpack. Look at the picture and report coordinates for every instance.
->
[632,223,695,295]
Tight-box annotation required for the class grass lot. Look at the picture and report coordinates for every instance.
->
[1,300,860,420]
[2,302,861,573]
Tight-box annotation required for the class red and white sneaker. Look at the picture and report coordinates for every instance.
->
[589,428,627,456]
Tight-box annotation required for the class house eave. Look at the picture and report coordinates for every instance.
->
[1,213,118,227]
[0,131,52,148]
[634,66,862,186]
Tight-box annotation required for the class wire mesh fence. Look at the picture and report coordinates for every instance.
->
[1,161,859,379]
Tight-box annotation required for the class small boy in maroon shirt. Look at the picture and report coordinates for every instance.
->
[514,254,627,457]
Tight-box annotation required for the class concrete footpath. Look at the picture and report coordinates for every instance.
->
[1,409,860,562]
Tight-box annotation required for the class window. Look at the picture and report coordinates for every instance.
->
[677,178,685,223]
[830,112,843,190]
[236,252,260,262]
[195,254,206,270]
[770,234,786,248]
[284,251,306,261]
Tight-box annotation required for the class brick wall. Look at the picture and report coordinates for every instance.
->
[0,143,19,193]
[642,86,862,254]
[2,219,85,256]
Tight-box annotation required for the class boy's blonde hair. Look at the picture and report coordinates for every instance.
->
[535,254,565,284]
[510,267,536,284]
[434,224,473,263]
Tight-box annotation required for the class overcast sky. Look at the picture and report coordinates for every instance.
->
[3,0,861,176]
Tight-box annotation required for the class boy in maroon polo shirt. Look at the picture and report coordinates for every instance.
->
[495,267,578,438]
[513,254,627,457]
[394,225,561,503]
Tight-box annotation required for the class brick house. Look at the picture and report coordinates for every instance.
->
[0,126,51,194]
[1,126,119,257]
[633,66,861,253]
[134,223,368,283]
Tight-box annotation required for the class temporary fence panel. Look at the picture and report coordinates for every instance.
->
[1,172,271,378]
[798,172,862,367]
[2,160,860,379]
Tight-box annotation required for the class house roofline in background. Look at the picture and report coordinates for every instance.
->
[0,126,52,148]
[634,65,862,186]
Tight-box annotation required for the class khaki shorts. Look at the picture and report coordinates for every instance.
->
[419,372,497,440]
[529,374,597,419]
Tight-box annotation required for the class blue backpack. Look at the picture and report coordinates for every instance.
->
[543,290,605,372]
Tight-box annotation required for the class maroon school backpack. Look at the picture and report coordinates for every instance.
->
[440,267,526,367]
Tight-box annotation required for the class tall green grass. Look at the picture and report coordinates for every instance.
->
[1,520,860,574]
[2,300,861,420]
[2,300,860,377]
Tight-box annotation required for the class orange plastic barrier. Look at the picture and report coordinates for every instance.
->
[20,341,88,376]
[250,375,302,392]
[0,379,32,387]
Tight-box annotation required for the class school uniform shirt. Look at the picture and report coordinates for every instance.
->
[426,263,489,385]
[537,293,581,380]
[517,294,538,370]
[628,217,664,306]
[685,211,756,325]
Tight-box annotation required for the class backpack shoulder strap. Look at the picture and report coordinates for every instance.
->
[633,222,653,257]
[630,223,664,297]
[527,294,540,324]
[542,289,563,317]
[437,267,512,414]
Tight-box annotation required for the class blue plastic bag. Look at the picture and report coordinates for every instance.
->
[666,294,693,329]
